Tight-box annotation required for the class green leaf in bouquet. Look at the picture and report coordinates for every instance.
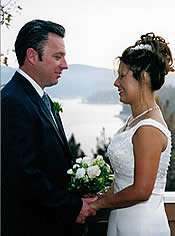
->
[67,155,114,195]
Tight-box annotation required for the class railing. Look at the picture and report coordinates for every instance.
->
[164,192,175,235]
[86,191,175,236]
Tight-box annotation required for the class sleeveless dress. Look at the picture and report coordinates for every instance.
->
[107,119,171,236]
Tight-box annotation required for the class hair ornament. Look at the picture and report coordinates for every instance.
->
[130,44,152,52]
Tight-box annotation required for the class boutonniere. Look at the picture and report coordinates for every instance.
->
[53,101,63,115]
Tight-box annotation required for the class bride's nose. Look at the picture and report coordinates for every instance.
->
[114,77,119,87]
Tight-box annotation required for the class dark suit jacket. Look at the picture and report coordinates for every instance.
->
[1,72,83,236]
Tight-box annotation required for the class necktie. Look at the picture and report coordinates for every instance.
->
[42,92,59,130]
[42,92,65,144]
[42,92,52,113]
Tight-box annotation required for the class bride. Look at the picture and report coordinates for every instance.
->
[89,33,174,235]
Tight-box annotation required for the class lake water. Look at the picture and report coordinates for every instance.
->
[56,98,124,155]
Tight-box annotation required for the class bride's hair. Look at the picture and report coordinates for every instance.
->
[114,33,174,91]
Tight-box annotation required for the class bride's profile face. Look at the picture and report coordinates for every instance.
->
[114,62,140,105]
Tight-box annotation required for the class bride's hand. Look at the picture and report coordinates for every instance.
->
[89,184,114,211]
[89,200,100,211]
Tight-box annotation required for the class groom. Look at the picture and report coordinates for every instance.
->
[1,19,96,236]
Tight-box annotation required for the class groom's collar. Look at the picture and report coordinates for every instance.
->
[17,68,44,98]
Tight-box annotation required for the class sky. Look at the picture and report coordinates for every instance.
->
[1,0,175,69]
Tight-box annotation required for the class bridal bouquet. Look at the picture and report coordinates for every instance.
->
[67,155,114,195]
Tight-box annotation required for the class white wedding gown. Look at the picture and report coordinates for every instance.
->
[107,119,171,236]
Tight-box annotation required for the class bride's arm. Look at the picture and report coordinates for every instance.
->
[90,126,166,211]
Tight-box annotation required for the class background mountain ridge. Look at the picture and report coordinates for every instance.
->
[1,65,175,105]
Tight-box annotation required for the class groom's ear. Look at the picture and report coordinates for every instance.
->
[25,48,39,65]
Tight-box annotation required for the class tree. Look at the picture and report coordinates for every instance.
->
[68,134,85,162]
[156,96,175,191]
[0,0,22,27]
[0,0,22,66]
[93,127,111,166]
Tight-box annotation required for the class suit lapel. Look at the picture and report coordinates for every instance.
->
[50,103,72,153]
[15,72,70,153]
[39,101,65,147]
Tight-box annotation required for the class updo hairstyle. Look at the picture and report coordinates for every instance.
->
[116,33,174,91]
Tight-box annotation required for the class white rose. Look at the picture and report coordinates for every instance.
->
[67,169,73,175]
[82,156,93,166]
[76,158,83,164]
[76,168,86,179]
[87,165,101,179]
[73,164,79,169]
[96,155,105,167]
[106,164,111,172]
[96,155,103,161]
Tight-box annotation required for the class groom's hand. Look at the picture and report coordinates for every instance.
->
[76,197,97,224]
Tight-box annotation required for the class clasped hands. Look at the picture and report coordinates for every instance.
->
[76,186,113,224]
[76,196,98,224]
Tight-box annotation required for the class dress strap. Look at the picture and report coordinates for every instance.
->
[131,118,171,139]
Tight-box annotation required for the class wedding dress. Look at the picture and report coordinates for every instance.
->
[107,119,171,236]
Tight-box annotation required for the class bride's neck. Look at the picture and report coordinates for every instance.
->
[131,102,157,118]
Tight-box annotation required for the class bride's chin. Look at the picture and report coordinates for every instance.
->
[120,98,128,104]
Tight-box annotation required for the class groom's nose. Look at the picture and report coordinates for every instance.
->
[60,57,68,70]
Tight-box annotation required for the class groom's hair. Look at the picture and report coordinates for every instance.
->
[15,19,65,66]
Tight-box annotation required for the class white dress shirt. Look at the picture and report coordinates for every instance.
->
[17,68,44,98]
[17,68,58,126]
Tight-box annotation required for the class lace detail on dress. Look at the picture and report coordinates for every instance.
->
[107,119,171,194]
